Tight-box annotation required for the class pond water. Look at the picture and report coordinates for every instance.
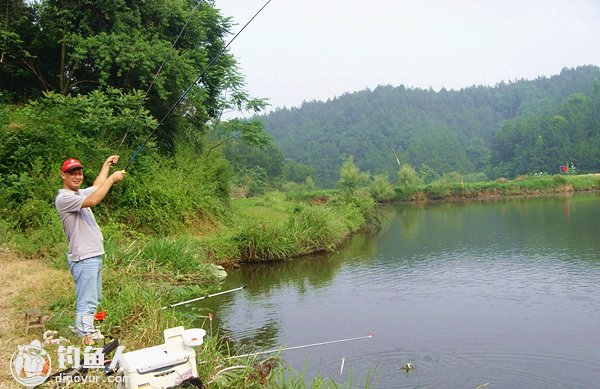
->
[199,193,600,388]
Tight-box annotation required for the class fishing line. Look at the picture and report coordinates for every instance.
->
[117,0,205,151]
[124,0,274,171]
[161,285,246,309]
[223,333,374,360]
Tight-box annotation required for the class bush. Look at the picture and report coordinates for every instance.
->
[233,221,294,261]
[287,205,347,253]
[426,181,453,199]
[332,189,377,231]
[369,174,395,202]
[396,164,423,199]
[464,172,488,183]
[338,155,370,196]
[109,145,230,234]
[552,174,568,185]
[567,175,600,190]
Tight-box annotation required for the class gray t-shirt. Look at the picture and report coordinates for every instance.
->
[55,186,104,262]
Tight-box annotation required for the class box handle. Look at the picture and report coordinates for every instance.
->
[136,356,189,374]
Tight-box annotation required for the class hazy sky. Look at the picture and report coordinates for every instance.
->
[216,0,600,112]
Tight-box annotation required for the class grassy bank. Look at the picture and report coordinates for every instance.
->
[0,189,378,388]
[4,173,596,386]
[201,190,377,264]
[396,174,600,201]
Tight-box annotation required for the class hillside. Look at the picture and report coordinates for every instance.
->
[261,66,600,187]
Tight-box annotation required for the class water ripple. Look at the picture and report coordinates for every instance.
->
[321,348,600,388]
[210,194,600,388]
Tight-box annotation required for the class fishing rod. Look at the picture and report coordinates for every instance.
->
[124,0,274,171]
[117,0,205,151]
[223,332,374,360]
[161,285,246,310]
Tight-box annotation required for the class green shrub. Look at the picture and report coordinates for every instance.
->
[287,205,347,253]
[332,189,377,231]
[552,174,568,185]
[396,164,423,200]
[464,172,488,182]
[233,221,294,261]
[110,149,230,234]
[369,174,395,202]
[426,181,452,199]
[567,175,600,190]
[338,156,370,196]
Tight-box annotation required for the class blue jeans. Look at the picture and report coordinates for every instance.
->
[68,256,102,336]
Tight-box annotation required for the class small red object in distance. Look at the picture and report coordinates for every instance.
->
[95,311,107,321]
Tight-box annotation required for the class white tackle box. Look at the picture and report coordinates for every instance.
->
[117,327,206,389]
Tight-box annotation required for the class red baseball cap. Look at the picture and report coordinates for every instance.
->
[61,158,83,173]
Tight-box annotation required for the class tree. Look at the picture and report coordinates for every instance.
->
[283,160,315,184]
[369,174,394,201]
[396,163,422,199]
[224,135,285,185]
[261,66,600,186]
[466,137,491,171]
[418,164,440,184]
[0,0,263,153]
[0,89,156,176]
[398,164,422,187]
[490,89,600,176]
[1,1,275,236]
[338,155,369,195]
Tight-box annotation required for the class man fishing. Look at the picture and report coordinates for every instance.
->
[55,156,126,345]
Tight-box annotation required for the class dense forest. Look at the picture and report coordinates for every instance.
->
[260,66,600,187]
[2,0,600,202]
[0,0,275,237]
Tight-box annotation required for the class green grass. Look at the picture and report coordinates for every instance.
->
[231,191,291,222]
[284,188,339,203]
[565,174,600,190]
[26,186,378,387]
[198,189,377,264]
[400,174,600,201]
[11,173,597,387]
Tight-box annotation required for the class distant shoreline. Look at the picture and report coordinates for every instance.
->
[394,174,600,203]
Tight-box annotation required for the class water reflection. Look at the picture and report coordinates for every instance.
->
[224,231,382,297]
[390,193,600,264]
[199,193,600,387]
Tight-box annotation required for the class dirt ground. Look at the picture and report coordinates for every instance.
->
[0,251,71,388]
